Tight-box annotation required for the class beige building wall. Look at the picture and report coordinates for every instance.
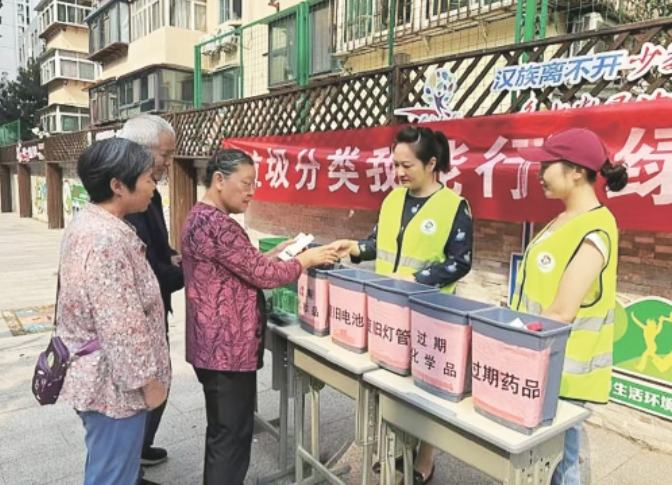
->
[44,28,90,53]
[102,27,203,80]
[48,81,90,106]
[204,0,289,34]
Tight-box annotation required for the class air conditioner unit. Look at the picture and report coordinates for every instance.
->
[216,25,236,40]
[220,35,239,54]
[200,34,216,54]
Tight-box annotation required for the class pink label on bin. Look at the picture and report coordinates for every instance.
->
[411,311,471,396]
[472,332,551,429]
[368,296,412,372]
[329,285,368,350]
[298,273,329,332]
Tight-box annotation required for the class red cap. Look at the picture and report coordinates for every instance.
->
[518,128,609,172]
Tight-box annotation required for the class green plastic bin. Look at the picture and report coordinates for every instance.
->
[259,237,289,253]
[259,237,298,323]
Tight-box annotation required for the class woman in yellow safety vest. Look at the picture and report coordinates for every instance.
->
[331,126,474,483]
[515,128,628,485]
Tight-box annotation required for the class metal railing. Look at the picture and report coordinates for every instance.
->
[0,120,21,147]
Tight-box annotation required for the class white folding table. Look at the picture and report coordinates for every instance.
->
[288,330,380,485]
[364,369,590,485]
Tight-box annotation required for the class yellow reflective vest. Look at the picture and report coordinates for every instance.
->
[375,187,465,294]
[511,206,618,403]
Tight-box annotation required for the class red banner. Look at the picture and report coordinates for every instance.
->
[224,101,672,232]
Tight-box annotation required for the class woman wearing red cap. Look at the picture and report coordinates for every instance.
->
[514,128,627,484]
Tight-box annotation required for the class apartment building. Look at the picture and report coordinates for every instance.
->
[0,0,40,79]
[34,0,98,133]
[18,15,44,68]
[82,0,628,126]
[87,0,243,124]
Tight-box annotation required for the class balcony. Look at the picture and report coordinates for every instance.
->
[87,0,130,64]
[37,0,92,40]
[335,0,516,54]
[41,104,91,133]
[41,50,100,86]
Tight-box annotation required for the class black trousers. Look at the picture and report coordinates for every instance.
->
[143,312,171,453]
[194,367,257,485]
[143,397,167,452]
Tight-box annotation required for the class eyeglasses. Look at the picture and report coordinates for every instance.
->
[214,171,255,191]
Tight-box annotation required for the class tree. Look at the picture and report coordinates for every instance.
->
[0,59,48,141]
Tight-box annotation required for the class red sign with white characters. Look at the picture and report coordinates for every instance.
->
[223,100,672,232]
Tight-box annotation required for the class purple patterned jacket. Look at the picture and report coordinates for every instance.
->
[181,203,302,372]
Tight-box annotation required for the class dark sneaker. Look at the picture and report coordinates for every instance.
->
[141,447,168,466]
[139,479,162,485]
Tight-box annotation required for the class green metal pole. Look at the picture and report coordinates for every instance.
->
[514,0,524,43]
[387,0,397,121]
[523,0,537,42]
[387,0,397,67]
[238,27,244,98]
[194,44,202,108]
[298,3,309,86]
[512,0,540,109]
[539,0,548,40]
[298,3,311,132]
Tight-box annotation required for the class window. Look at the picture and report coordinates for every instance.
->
[426,0,497,17]
[41,50,98,84]
[90,83,119,124]
[170,0,204,30]
[309,1,334,75]
[41,106,90,133]
[131,0,206,41]
[117,71,158,119]
[269,14,297,86]
[219,0,241,24]
[344,0,373,42]
[61,115,80,132]
[203,67,239,105]
[342,0,411,43]
[131,0,163,40]
[158,69,194,111]
[89,0,130,53]
[39,0,92,33]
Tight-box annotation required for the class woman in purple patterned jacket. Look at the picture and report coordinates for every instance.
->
[181,149,338,485]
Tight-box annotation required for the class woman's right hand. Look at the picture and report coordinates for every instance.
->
[142,380,168,410]
[296,246,340,269]
[328,239,360,259]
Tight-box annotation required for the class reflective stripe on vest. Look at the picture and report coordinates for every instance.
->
[564,352,613,375]
[377,248,430,272]
[375,187,463,294]
[512,206,618,403]
[519,294,615,333]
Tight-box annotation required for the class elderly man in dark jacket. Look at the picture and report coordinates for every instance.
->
[120,115,184,475]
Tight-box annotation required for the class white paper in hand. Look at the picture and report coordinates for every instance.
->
[278,233,315,261]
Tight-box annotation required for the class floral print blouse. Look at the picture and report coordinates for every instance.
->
[57,203,171,419]
[181,203,302,372]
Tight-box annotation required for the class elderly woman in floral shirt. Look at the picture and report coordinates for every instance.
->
[181,149,339,485]
[57,138,171,485]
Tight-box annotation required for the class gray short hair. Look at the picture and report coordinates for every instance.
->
[78,138,154,203]
[117,114,175,148]
[205,149,254,187]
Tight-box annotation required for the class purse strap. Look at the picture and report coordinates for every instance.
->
[53,274,60,328]
[54,273,101,357]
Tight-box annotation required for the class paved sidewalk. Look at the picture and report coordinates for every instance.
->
[0,213,670,484]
